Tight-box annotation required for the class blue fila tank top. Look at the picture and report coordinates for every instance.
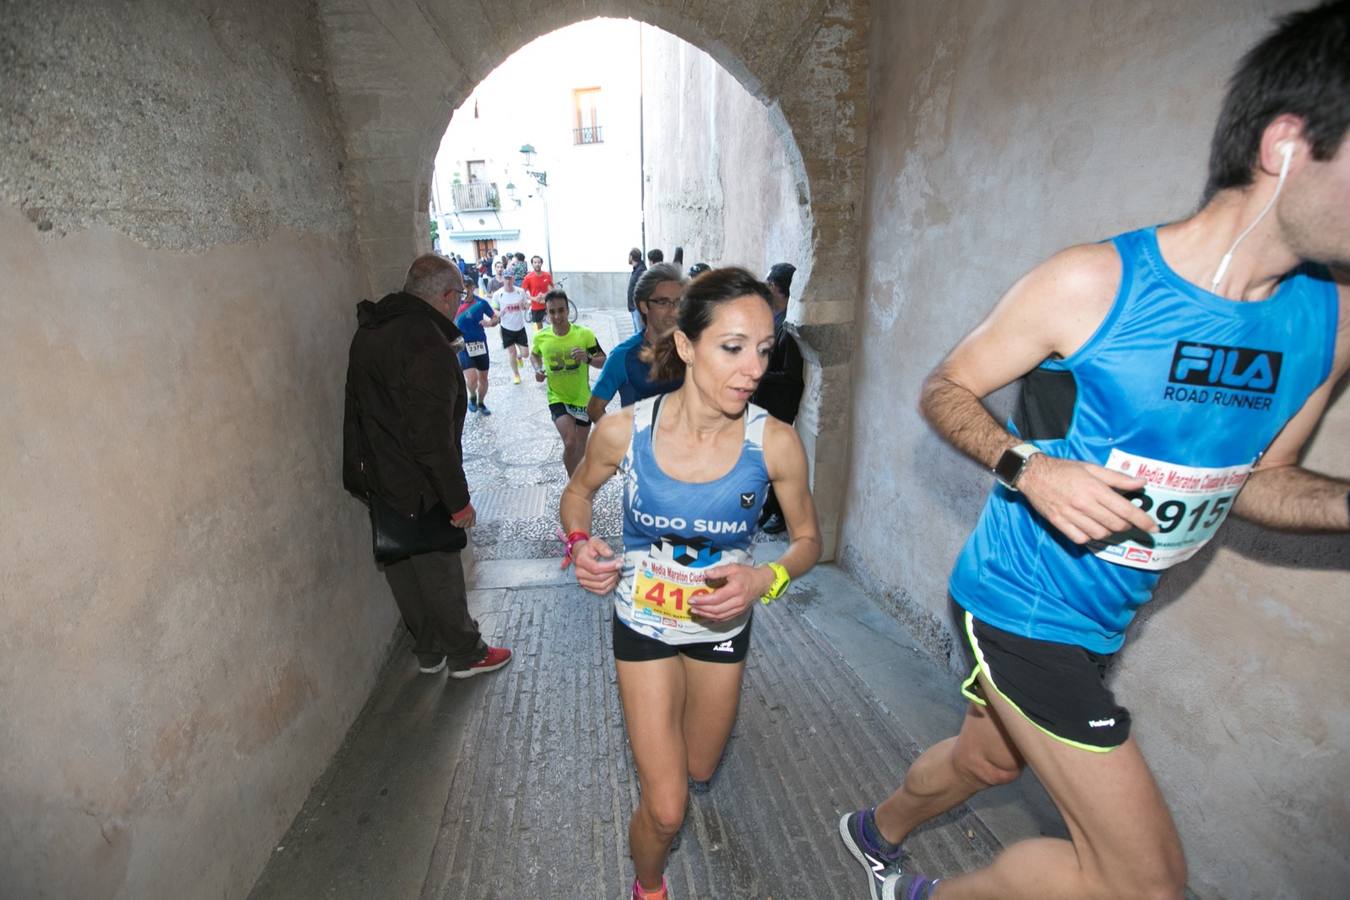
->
[616,395,771,644]
[951,225,1338,653]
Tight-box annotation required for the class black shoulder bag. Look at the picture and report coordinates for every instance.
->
[351,404,467,564]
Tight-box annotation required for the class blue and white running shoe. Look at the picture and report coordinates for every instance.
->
[839,810,904,900]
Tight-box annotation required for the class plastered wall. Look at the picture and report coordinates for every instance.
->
[840,2,1348,897]
[642,28,814,288]
[0,1,393,897]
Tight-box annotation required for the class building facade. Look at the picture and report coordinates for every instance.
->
[432,17,646,296]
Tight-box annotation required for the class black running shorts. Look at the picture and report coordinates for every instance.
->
[500,326,528,349]
[548,402,591,427]
[612,613,752,664]
[530,307,547,325]
[950,598,1131,751]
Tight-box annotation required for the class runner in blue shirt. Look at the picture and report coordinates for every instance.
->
[563,268,823,900]
[587,263,687,423]
[454,289,499,416]
[840,7,1350,900]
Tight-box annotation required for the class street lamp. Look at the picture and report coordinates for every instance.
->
[519,144,552,273]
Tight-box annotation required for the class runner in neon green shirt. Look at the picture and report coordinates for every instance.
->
[531,289,606,475]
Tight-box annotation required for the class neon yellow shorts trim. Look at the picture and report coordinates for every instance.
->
[960,611,1121,754]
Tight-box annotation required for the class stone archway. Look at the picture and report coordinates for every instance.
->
[318,0,868,558]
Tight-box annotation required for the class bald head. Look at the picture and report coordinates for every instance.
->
[403,254,464,316]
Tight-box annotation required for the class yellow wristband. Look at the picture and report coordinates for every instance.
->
[760,562,791,604]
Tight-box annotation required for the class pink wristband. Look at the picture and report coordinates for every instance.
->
[559,529,590,569]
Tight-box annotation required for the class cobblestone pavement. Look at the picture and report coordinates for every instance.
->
[461,307,634,561]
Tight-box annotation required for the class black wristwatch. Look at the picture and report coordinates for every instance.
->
[993,442,1043,491]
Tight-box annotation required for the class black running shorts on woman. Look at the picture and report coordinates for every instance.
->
[612,613,752,663]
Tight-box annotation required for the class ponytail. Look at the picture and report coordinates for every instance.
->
[641,332,686,382]
[640,266,773,384]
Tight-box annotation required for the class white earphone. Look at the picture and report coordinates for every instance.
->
[1209,141,1295,292]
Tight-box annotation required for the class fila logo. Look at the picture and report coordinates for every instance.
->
[1088,718,1117,728]
[1168,341,1282,394]
[712,640,736,654]
[740,492,756,509]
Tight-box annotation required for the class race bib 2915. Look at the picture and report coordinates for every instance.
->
[1090,449,1251,571]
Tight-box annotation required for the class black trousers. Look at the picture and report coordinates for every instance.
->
[382,550,486,667]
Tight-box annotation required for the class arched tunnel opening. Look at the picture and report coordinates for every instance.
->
[2,3,1347,899]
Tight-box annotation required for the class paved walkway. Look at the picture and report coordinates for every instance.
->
[249,309,1063,899]
[460,307,635,560]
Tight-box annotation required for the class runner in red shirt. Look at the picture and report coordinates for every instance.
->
[521,255,554,331]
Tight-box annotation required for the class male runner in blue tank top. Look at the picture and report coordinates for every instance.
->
[586,262,686,424]
[841,4,1350,899]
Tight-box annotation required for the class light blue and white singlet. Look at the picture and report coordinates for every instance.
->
[616,395,771,645]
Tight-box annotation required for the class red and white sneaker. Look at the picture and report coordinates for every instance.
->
[450,646,512,680]
[631,876,669,900]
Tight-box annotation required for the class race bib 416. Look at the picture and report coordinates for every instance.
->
[631,557,713,623]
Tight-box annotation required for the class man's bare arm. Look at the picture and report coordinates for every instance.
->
[919,370,1020,470]
[1233,282,1350,531]
[919,244,1157,545]
[1234,466,1350,531]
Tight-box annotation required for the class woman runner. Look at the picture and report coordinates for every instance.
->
[560,268,822,900]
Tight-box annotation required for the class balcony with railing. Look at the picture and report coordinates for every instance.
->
[573,125,603,145]
[451,181,500,211]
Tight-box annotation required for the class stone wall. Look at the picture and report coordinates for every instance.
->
[0,1,392,897]
[841,1,1349,897]
[553,271,632,311]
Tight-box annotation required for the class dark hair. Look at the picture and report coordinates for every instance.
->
[633,262,686,309]
[1204,1,1350,202]
[688,262,711,278]
[765,262,797,298]
[629,247,642,264]
[672,246,684,265]
[543,287,570,306]
[643,267,773,382]
[514,252,526,261]
[531,255,543,264]
[647,248,664,264]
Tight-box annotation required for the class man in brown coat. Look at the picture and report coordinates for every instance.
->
[343,254,511,677]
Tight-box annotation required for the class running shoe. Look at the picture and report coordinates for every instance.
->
[883,873,941,900]
[839,810,904,900]
[478,404,491,416]
[417,655,447,674]
[449,645,512,679]
[467,398,479,413]
[631,876,669,900]
[512,374,521,385]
